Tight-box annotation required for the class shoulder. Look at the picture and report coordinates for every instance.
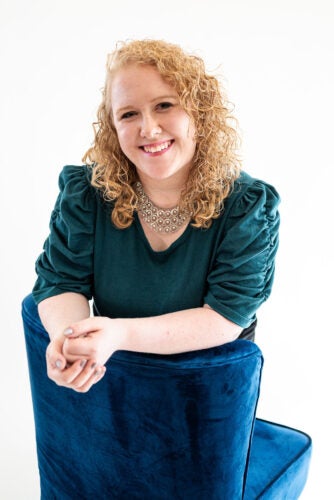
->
[58,164,93,191]
[223,170,280,220]
[53,165,101,223]
[208,170,280,240]
[57,164,99,205]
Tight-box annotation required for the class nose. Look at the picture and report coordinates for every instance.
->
[140,113,162,139]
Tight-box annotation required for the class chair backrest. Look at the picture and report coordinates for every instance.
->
[22,293,263,500]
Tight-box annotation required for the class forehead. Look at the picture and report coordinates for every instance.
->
[110,64,177,108]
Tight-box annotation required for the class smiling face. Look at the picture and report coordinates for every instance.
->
[110,64,196,186]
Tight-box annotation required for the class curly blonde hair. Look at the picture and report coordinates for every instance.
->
[83,39,241,229]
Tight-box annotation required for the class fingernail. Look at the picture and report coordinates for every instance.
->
[64,327,73,336]
[55,360,62,369]
[80,359,87,368]
[95,367,104,378]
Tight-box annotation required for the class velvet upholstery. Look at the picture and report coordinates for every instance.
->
[22,294,311,499]
[245,419,312,499]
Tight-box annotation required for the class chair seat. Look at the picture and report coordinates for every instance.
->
[245,419,312,499]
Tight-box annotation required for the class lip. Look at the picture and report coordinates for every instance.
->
[139,139,174,156]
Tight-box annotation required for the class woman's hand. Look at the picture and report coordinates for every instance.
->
[62,316,123,367]
[46,334,106,393]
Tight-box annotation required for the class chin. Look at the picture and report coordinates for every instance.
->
[136,163,191,183]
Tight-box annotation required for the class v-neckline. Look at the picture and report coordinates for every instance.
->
[134,212,192,255]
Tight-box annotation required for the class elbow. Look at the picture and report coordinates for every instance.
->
[203,304,242,342]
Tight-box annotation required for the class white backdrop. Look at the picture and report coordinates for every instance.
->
[1,0,333,498]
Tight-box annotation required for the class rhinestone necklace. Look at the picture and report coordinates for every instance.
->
[135,181,190,234]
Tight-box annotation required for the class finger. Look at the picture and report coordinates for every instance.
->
[46,341,67,371]
[47,355,86,384]
[63,317,104,339]
[93,366,106,385]
[65,361,104,392]
[48,359,106,393]
[74,365,107,393]
[63,359,90,384]
[63,336,93,360]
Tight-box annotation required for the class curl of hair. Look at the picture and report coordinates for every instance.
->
[82,39,241,229]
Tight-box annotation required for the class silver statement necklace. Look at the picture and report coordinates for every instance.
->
[135,181,190,234]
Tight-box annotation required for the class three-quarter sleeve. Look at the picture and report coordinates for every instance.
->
[204,178,280,328]
[32,165,96,304]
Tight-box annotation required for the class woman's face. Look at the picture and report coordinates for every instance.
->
[110,64,196,184]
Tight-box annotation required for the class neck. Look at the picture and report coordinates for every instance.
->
[137,172,188,209]
[135,181,190,234]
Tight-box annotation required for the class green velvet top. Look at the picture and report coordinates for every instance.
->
[33,165,280,329]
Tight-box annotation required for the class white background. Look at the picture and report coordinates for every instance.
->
[0,0,333,498]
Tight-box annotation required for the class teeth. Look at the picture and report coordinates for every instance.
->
[143,141,171,153]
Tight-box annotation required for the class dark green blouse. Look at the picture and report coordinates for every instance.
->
[33,166,280,328]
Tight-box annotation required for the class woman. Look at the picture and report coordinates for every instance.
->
[33,39,280,393]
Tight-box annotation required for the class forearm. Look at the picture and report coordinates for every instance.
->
[38,292,91,340]
[115,305,243,355]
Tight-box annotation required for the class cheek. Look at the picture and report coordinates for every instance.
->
[115,127,132,153]
[176,113,196,141]
[186,125,197,159]
[186,115,196,140]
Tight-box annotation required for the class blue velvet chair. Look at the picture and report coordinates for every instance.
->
[22,294,311,499]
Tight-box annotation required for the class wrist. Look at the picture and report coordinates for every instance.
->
[112,318,130,352]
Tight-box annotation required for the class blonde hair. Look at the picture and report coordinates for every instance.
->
[83,39,241,229]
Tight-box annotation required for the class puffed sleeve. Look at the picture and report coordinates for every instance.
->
[32,165,96,304]
[204,177,280,328]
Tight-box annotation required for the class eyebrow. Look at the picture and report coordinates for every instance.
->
[115,95,178,115]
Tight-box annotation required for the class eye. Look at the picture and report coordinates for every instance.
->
[156,102,174,111]
[120,111,137,120]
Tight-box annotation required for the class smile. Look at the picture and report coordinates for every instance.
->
[141,140,173,154]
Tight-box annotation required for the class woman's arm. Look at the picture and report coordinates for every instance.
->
[38,292,91,340]
[39,293,242,392]
[116,305,242,354]
[38,293,106,392]
[62,304,242,365]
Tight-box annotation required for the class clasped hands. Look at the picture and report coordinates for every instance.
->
[46,317,119,393]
